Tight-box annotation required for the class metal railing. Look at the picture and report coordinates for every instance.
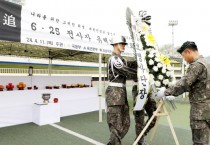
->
[0,68,104,76]
[0,67,182,77]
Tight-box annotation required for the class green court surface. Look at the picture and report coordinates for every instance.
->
[0,103,197,145]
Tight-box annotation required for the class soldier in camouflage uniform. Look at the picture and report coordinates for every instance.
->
[156,41,210,145]
[131,71,157,145]
[105,36,137,145]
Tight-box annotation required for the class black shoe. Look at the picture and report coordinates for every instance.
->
[138,142,149,145]
[107,142,112,145]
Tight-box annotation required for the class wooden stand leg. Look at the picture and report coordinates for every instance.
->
[133,101,163,145]
[149,114,161,142]
[133,100,180,145]
[163,106,180,145]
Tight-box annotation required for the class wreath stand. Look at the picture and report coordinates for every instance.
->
[133,99,180,145]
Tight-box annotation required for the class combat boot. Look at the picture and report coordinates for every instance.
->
[138,142,149,145]
[107,142,112,145]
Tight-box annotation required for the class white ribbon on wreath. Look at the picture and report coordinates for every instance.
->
[130,14,150,111]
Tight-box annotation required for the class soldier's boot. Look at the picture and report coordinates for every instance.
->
[206,119,210,128]
[107,142,112,145]
[138,142,149,145]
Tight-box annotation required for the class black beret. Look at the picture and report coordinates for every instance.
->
[177,41,197,54]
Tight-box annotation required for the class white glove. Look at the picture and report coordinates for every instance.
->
[156,87,166,99]
[165,96,176,101]
[168,80,176,86]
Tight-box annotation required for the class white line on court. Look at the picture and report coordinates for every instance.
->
[50,124,105,145]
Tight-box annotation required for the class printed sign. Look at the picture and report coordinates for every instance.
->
[0,1,133,56]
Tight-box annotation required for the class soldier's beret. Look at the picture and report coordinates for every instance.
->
[177,41,197,54]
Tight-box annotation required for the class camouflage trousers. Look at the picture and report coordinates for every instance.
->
[190,120,210,145]
[132,85,157,144]
[107,104,130,145]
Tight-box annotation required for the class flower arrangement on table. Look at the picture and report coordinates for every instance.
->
[45,86,53,89]
[27,86,32,90]
[62,84,67,88]
[17,82,26,90]
[78,83,90,88]
[62,84,90,88]
[33,85,38,90]
[6,83,14,91]
[53,85,60,89]
[0,84,4,91]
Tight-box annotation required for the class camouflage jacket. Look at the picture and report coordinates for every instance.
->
[165,55,210,120]
[105,52,137,106]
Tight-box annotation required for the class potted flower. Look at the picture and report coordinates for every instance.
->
[0,85,4,91]
[17,82,26,90]
[45,86,52,89]
[71,84,79,88]
[53,85,60,89]
[6,83,14,91]
[78,83,85,88]
[54,98,58,103]
[34,85,38,90]
[62,84,67,88]
[66,84,72,88]
[27,87,32,90]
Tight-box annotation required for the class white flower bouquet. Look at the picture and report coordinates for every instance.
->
[145,49,173,88]
[139,24,173,88]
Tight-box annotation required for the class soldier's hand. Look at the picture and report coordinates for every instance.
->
[168,80,176,86]
[155,87,166,99]
[165,95,175,101]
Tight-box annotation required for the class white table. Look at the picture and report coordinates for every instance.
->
[0,87,105,128]
[33,103,60,126]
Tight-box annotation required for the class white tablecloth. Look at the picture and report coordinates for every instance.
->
[0,88,105,128]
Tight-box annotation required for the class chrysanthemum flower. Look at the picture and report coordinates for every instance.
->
[155,81,161,87]
[148,53,154,58]
[157,63,162,68]
[145,33,157,47]
[163,79,169,85]
[166,71,171,77]
[153,66,158,72]
[149,59,154,65]
[160,54,171,66]
[158,75,164,80]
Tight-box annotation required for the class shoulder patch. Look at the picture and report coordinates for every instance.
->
[111,56,124,69]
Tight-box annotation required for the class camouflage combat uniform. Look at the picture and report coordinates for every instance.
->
[165,55,210,145]
[105,52,137,145]
[131,71,157,145]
